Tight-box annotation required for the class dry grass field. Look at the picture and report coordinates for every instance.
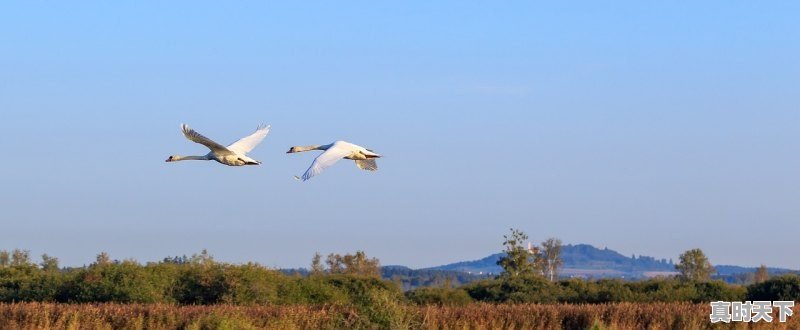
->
[0,302,796,330]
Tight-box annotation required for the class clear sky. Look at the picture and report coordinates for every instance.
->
[1,2,798,269]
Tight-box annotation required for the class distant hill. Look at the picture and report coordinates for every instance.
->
[284,244,798,286]
[424,244,676,279]
[422,253,502,275]
[712,265,796,284]
[380,265,490,291]
[714,265,794,276]
[423,244,799,281]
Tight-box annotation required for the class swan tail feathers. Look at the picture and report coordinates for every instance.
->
[355,159,378,171]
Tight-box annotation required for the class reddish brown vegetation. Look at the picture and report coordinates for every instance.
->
[0,302,797,329]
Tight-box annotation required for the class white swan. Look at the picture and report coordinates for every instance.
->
[166,124,270,166]
[287,141,381,181]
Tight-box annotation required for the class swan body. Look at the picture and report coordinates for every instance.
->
[167,124,270,166]
[287,140,381,181]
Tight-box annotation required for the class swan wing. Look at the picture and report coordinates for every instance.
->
[355,159,378,171]
[227,124,270,155]
[181,124,232,155]
[300,145,353,181]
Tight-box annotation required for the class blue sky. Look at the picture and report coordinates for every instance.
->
[1,2,798,269]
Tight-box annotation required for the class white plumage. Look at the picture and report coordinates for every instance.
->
[166,124,270,166]
[287,141,382,181]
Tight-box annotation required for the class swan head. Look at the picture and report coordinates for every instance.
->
[165,155,179,162]
[288,145,326,153]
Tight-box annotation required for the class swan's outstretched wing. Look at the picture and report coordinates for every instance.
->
[181,124,231,155]
[300,146,353,181]
[227,124,270,155]
[355,159,378,171]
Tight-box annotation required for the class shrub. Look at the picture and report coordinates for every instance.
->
[405,287,473,306]
[747,274,800,302]
[464,275,560,303]
[0,264,62,302]
[220,263,282,305]
[321,275,409,328]
[277,276,348,305]
[557,278,600,303]
[172,263,228,304]
[58,261,171,303]
[694,280,746,302]
[592,279,636,303]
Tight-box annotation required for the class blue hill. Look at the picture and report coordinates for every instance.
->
[425,244,674,279]
[423,244,798,280]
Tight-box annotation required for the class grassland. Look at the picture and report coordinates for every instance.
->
[0,302,797,330]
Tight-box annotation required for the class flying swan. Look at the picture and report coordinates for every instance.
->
[166,124,270,166]
[287,141,381,181]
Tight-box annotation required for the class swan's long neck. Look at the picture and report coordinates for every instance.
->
[293,145,327,152]
[175,155,209,161]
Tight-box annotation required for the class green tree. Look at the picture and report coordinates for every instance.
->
[310,252,325,275]
[754,264,769,284]
[40,254,59,272]
[190,249,215,266]
[326,251,380,277]
[95,252,111,266]
[541,238,563,281]
[0,250,9,267]
[11,249,32,267]
[675,248,715,281]
[497,228,540,278]
[326,254,343,274]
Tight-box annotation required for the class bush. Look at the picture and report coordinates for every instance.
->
[558,278,601,303]
[277,276,349,305]
[462,277,747,304]
[219,263,282,305]
[593,279,636,303]
[464,275,560,303]
[747,275,800,302]
[0,264,62,302]
[172,263,228,304]
[319,275,410,328]
[694,280,746,302]
[405,287,473,306]
[58,261,173,303]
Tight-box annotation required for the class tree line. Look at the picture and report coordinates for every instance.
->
[0,229,798,307]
